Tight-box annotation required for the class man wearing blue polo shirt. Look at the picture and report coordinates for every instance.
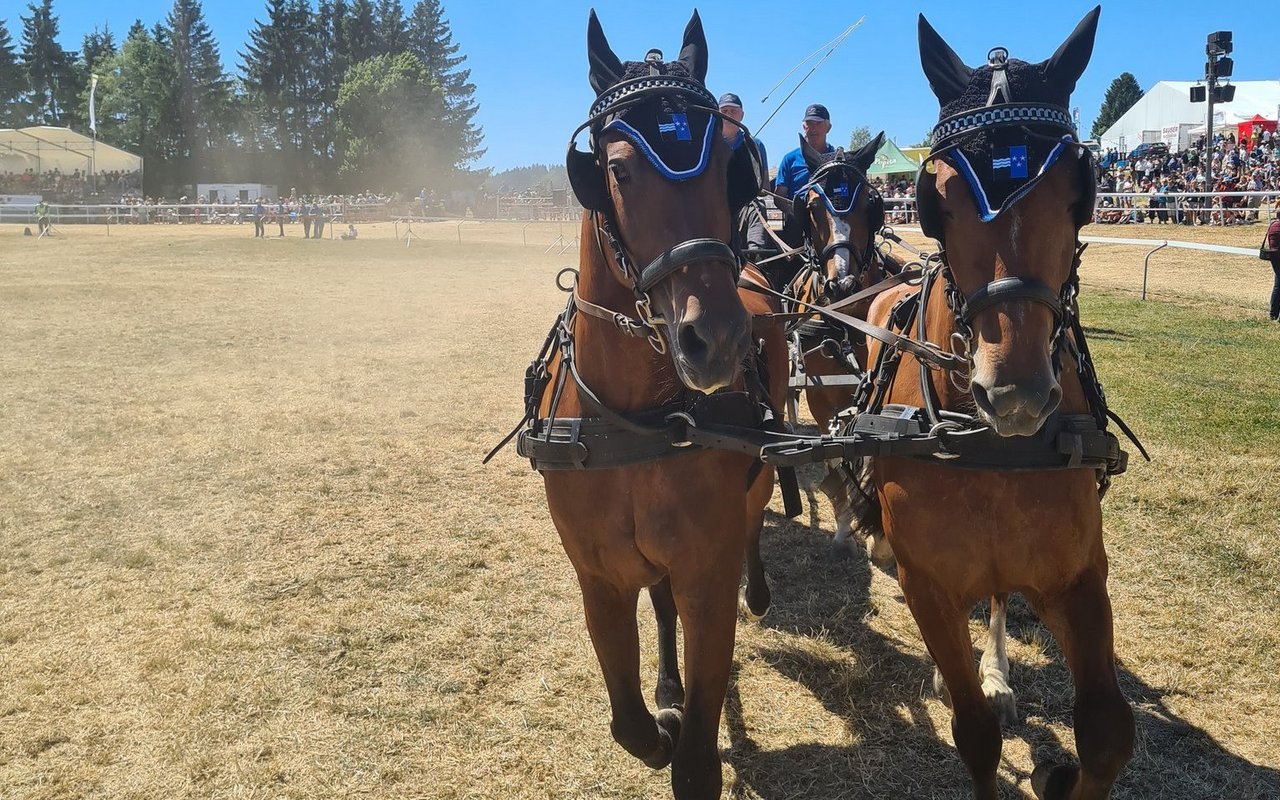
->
[771,104,836,267]
[774,103,835,200]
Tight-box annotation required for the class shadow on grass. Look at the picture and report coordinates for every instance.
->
[724,516,1280,799]
[1081,326,1134,341]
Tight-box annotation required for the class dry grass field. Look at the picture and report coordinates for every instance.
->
[1,219,1278,799]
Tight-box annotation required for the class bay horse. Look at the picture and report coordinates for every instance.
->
[777,132,903,562]
[524,12,785,799]
[861,8,1135,798]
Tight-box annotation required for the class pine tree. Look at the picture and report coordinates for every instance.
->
[82,26,118,71]
[94,21,178,192]
[0,19,25,127]
[345,0,378,62]
[163,0,232,185]
[1090,73,1143,140]
[20,0,73,124]
[243,0,302,181]
[406,0,483,174]
[314,0,349,184]
[375,0,407,55]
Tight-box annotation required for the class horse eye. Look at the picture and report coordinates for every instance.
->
[608,162,630,184]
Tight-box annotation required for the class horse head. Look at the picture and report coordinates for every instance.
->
[786,132,886,297]
[568,11,762,393]
[916,7,1100,436]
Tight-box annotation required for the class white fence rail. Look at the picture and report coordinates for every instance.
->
[894,225,1263,302]
[0,201,391,226]
[7,191,1276,240]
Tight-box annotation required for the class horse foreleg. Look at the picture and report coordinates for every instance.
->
[903,572,1001,800]
[649,577,685,709]
[932,594,1017,727]
[1027,571,1134,800]
[739,483,772,620]
[821,457,892,567]
[579,575,679,769]
[819,459,859,559]
[669,562,740,800]
[980,593,1017,726]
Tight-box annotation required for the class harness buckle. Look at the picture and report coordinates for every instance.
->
[665,411,696,447]
[635,299,668,354]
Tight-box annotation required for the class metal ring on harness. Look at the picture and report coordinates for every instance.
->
[929,419,966,459]
[665,411,696,447]
[556,267,580,293]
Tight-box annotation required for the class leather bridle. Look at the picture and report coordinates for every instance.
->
[797,157,883,295]
[566,68,762,354]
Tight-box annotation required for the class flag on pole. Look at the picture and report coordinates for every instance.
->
[89,74,98,134]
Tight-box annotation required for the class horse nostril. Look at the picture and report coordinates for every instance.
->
[677,322,709,364]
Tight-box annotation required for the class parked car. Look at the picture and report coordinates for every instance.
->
[1128,142,1169,161]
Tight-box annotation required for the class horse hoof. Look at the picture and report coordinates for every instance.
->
[642,708,683,769]
[738,587,769,622]
[984,683,1018,728]
[829,529,856,561]
[865,532,895,570]
[932,667,953,707]
[1031,762,1078,799]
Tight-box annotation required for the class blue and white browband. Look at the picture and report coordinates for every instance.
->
[801,178,863,218]
[945,135,1078,221]
[601,115,717,181]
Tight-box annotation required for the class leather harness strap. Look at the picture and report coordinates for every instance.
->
[740,275,967,372]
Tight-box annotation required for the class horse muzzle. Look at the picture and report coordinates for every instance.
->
[970,373,1062,437]
[672,307,751,394]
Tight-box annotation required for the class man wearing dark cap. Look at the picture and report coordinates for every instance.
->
[719,92,772,259]
[717,93,769,177]
[774,103,834,200]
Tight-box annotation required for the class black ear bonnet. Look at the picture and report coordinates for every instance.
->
[791,138,885,237]
[566,60,761,215]
[914,51,1096,242]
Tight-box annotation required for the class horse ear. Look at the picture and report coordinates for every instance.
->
[800,134,823,172]
[587,9,624,95]
[1040,6,1100,98]
[918,14,973,106]
[677,10,709,83]
[853,131,885,172]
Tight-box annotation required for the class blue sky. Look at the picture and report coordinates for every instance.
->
[19,0,1279,171]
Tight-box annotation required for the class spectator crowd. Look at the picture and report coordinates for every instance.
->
[1094,128,1279,225]
[0,168,142,201]
[813,128,1280,229]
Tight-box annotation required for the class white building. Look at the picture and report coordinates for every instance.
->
[1098,80,1280,153]
[197,183,278,203]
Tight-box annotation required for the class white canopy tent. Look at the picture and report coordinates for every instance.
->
[1097,80,1280,152]
[0,126,142,175]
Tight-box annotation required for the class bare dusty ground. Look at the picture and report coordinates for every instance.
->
[1,220,1277,799]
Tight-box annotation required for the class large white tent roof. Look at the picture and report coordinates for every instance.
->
[0,126,142,174]
[1097,80,1280,151]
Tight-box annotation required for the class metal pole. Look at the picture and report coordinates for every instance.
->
[1205,50,1215,186]
[1141,242,1167,301]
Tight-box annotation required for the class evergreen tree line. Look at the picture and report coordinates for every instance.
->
[0,0,483,196]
